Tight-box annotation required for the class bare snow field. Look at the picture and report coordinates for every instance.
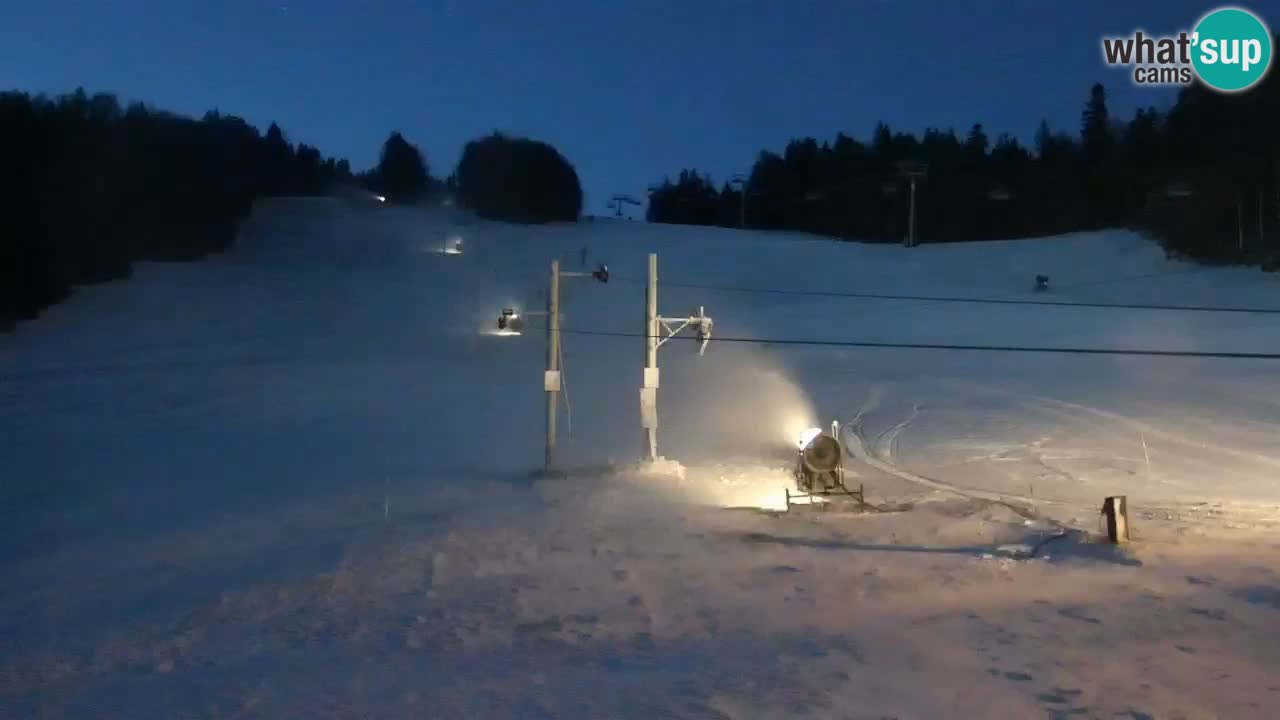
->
[4,197,1280,719]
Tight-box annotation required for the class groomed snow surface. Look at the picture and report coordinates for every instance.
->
[4,197,1280,719]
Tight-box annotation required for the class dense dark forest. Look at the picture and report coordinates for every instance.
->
[454,132,584,223]
[648,60,1280,265]
[364,131,432,204]
[0,88,348,330]
[358,129,585,223]
[0,87,587,331]
[8,61,1270,331]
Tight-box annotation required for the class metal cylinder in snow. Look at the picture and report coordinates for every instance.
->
[802,434,843,474]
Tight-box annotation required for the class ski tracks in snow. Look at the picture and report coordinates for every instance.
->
[1031,392,1280,472]
[842,386,1280,531]
[843,386,1049,513]
[946,380,1280,473]
[934,380,1280,530]
[873,401,920,461]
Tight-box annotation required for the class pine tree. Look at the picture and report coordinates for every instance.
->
[1081,83,1110,166]
[965,123,989,160]
[455,133,580,222]
[1035,119,1053,159]
[260,122,294,196]
[375,131,430,203]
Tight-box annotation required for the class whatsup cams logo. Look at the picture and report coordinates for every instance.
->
[1102,6,1273,92]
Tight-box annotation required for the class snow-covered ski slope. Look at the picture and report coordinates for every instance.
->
[4,197,1280,719]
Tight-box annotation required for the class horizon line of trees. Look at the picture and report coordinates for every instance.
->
[3,88,586,330]
[454,132,583,223]
[361,130,584,225]
[1,88,351,330]
[648,46,1280,264]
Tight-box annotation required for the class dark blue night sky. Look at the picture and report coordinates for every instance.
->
[3,1,1267,213]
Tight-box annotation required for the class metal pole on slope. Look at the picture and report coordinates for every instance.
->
[546,260,561,473]
[642,253,659,462]
[896,162,927,247]
[731,174,748,230]
[633,254,713,464]
[908,176,918,248]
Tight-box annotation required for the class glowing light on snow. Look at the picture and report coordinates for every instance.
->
[636,462,795,512]
[796,426,823,450]
[744,485,792,511]
[490,308,523,336]
[773,399,819,452]
[374,194,386,203]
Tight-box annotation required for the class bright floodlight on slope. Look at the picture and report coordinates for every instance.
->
[444,235,464,255]
[374,194,386,203]
[796,426,823,450]
[496,308,524,334]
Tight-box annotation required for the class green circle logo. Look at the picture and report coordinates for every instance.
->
[1191,7,1273,92]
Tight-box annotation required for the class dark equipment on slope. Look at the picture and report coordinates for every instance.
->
[786,426,866,510]
[1034,274,1050,292]
[497,308,524,333]
[609,194,642,217]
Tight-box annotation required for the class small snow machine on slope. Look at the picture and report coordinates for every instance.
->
[786,423,867,510]
[1034,274,1050,292]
